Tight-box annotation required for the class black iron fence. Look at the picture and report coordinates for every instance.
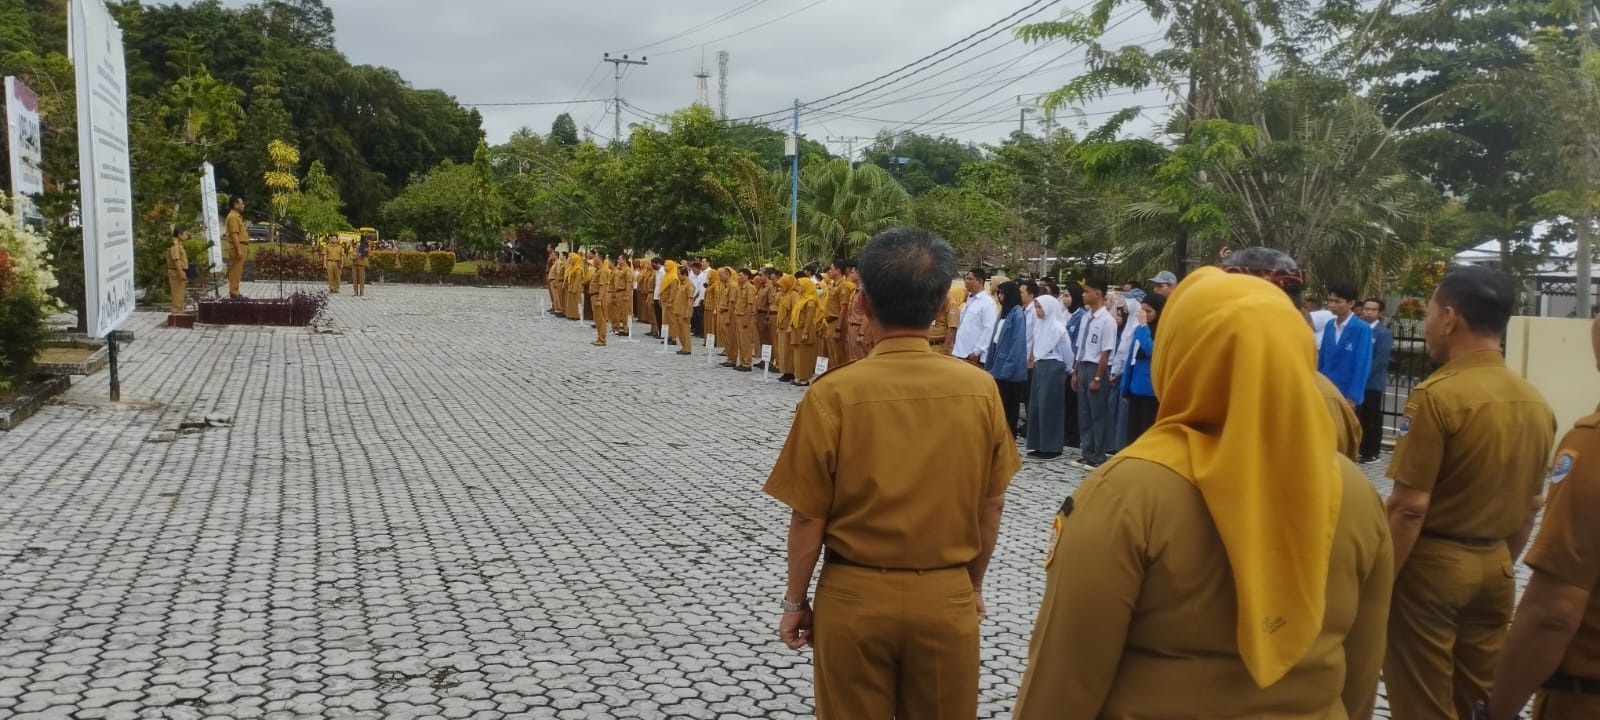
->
[1380,318,1437,440]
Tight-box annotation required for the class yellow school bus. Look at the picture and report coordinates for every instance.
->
[358,227,379,245]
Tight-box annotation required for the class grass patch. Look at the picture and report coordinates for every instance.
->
[451,261,479,275]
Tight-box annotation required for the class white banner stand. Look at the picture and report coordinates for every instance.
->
[756,345,773,384]
[579,296,586,323]
[656,327,671,355]
[535,296,546,322]
[624,315,637,343]
[706,334,718,366]
[816,357,830,377]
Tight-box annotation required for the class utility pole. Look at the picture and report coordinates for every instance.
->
[1576,3,1597,316]
[603,53,647,143]
[717,51,730,120]
[789,99,800,272]
[826,135,867,165]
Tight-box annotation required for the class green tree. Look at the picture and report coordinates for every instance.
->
[458,139,504,253]
[551,113,580,149]
[798,158,910,261]
[286,160,348,238]
[861,132,986,196]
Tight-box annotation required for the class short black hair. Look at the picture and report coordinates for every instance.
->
[651,256,664,265]
[1434,265,1516,336]
[968,266,990,282]
[1327,281,1359,302]
[831,258,853,273]
[1363,297,1386,312]
[172,226,187,238]
[738,268,752,278]
[1019,279,1039,298]
[228,194,244,207]
[857,227,957,331]
[1084,277,1109,295]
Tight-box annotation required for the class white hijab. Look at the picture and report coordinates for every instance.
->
[1031,294,1067,361]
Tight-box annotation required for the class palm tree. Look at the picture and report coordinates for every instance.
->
[798,158,910,261]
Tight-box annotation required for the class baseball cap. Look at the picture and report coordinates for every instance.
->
[1149,270,1178,286]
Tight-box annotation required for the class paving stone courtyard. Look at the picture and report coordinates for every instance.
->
[0,281,1443,719]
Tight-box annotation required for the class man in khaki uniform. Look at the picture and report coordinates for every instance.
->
[589,258,611,346]
[166,228,189,314]
[610,254,633,336]
[731,268,758,371]
[1486,312,1600,720]
[754,269,775,369]
[323,236,345,293]
[767,228,1018,719]
[224,195,247,298]
[1385,265,1557,720]
[821,259,851,370]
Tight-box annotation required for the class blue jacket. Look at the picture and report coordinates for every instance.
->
[1365,321,1392,393]
[986,307,1029,383]
[1317,315,1374,402]
[1121,325,1156,398]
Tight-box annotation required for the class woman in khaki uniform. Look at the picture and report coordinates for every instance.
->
[1014,268,1393,720]
[352,236,369,296]
[658,260,681,349]
[166,229,189,314]
[789,277,823,386]
[609,254,632,335]
[563,252,585,321]
[704,268,724,348]
[636,259,654,330]
[774,274,797,381]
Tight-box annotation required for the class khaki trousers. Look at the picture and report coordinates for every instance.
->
[812,564,980,720]
[736,315,756,367]
[168,274,186,314]
[610,295,629,333]
[824,319,846,369]
[790,339,818,382]
[591,294,608,344]
[775,328,790,374]
[227,258,243,296]
[1533,690,1600,719]
[671,315,691,354]
[566,289,582,321]
[1385,537,1515,720]
[353,265,366,295]
[326,261,341,292]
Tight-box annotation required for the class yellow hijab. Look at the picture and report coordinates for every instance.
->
[791,277,819,326]
[708,267,724,289]
[1120,267,1341,689]
[564,252,584,283]
[777,274,796,293]
[659,260,680,294]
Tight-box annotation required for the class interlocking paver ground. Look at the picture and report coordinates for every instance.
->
[0,281,1515,717]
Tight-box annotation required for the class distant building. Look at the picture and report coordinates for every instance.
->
[1455,238,1595,317]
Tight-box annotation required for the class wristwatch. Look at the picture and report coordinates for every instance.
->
[780,597,808,612]
[1094,376,1103,382]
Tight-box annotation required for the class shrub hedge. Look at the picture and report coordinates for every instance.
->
[369,250,400,274]
[426,251,455,276]
[255,247,322,280]
[397,251,428,275]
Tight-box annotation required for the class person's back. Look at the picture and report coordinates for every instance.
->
[795,341,1010,568]
[1035,456,1391,719]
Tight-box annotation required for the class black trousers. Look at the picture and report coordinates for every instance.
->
[691,305,705,337]
[996,378,1027,437]
[1125,394,1160,445]
[653,300,663,331]
[1359,389,1385,460]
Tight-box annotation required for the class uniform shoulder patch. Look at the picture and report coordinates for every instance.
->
[1551,450,1579,485]
[1043,496,1074,569]
[1397,415,1412,437]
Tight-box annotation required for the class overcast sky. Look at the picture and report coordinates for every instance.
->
[238,0,1175,155]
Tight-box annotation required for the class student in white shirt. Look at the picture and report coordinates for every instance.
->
[690,262,709,338]
[951,267,999,365]
[1072,278,1120,469]
[1024,281,1070,459]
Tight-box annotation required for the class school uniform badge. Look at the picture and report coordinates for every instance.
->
[1398,415,1412,437]
[1551,451,1578,485]
[1043,497,1073,568]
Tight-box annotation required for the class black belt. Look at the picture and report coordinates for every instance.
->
[824,548,965,572]
[1545,671,1600,695]
[1422,529,1502,548]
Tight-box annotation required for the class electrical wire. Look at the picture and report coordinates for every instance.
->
[621,0,775,53]
[652,0,829,57]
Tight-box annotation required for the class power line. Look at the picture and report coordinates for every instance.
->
[724,0,1064,124]
[459,98,612,108]
[622,0,775,53]
[652,0,829,57]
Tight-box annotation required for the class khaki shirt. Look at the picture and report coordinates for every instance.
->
[591,266,611,297]
[612,264,632,294]
[323,242,344,263]
[732,283,758,317]
[225,211,247,261]
[1315,374,1362,461]
[823,279,848,321]
[1014,457,1391,719]
[674,280,694,319]
[166,242,188,275]
[639,267,655,296]
[1525,406,1600,678]
[764,337,1021,569]
[756,283,774,314]
[1389,350,1556,539]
